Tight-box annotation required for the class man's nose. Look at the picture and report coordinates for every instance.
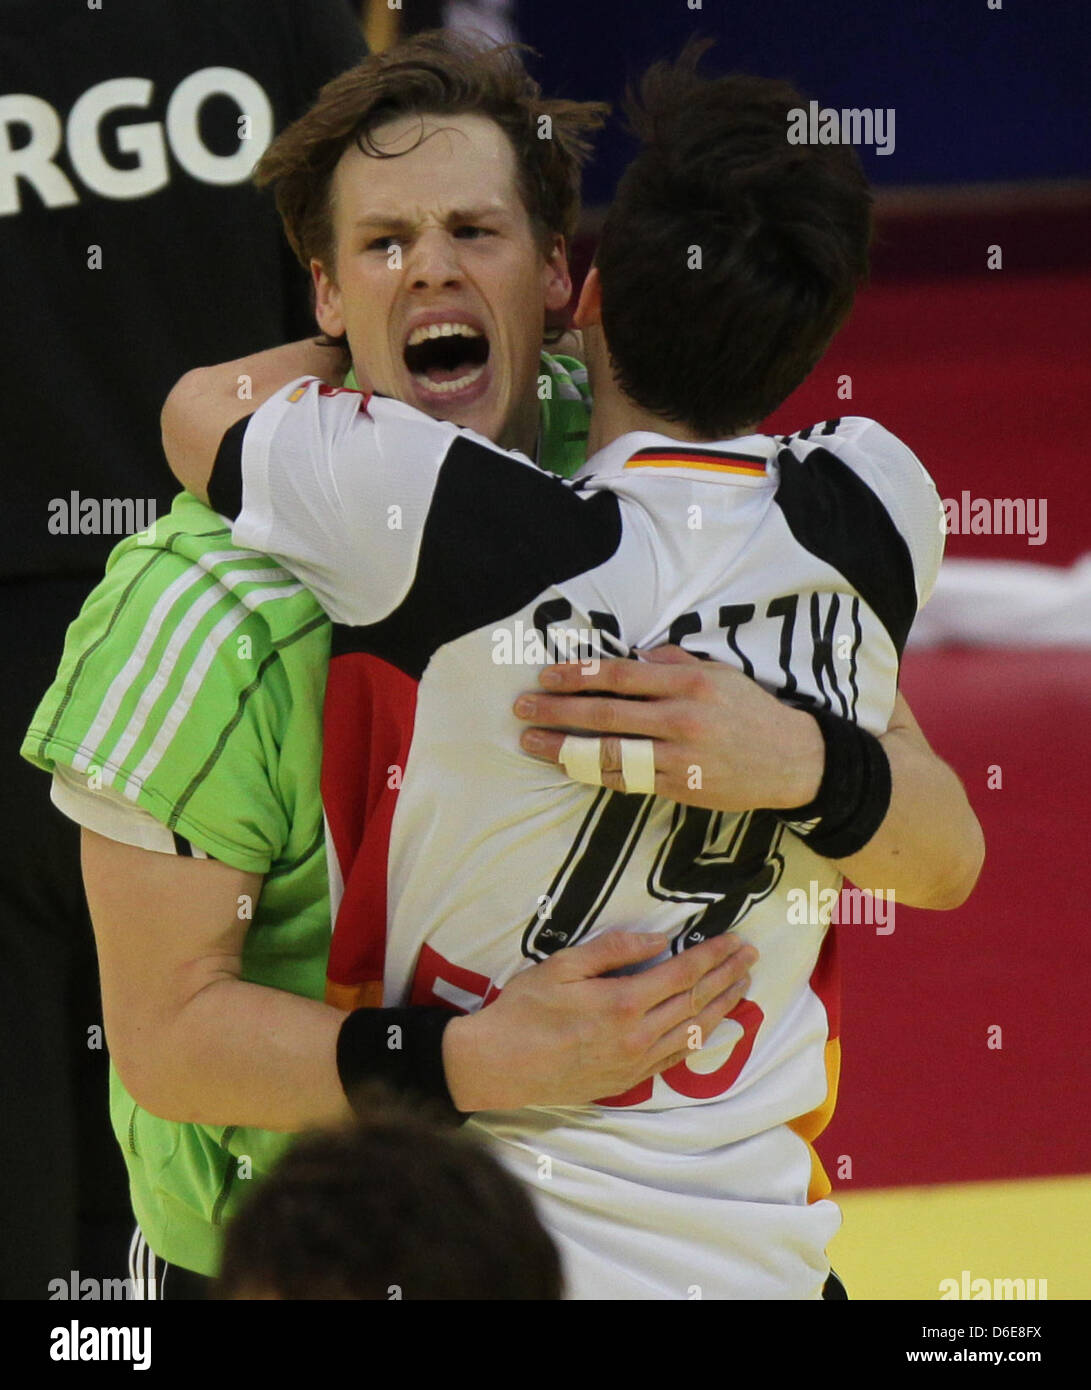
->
[405,229,462,289]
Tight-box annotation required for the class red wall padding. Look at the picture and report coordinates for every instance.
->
[816,648,1091,1188]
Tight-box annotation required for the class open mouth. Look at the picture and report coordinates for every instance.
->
[403,321,490,396]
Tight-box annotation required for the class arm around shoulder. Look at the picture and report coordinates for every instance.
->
[161,338,349,502]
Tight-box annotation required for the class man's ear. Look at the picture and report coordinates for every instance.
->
[542,235,573,314]
[572,266,603,330]
[311,259,345,338]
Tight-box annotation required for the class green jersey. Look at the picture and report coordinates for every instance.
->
[21,352,590,1276]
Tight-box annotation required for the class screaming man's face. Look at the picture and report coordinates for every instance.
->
[313,112,572,454]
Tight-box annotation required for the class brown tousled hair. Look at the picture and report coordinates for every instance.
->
[597,43,873,436]
[256,31,608,273]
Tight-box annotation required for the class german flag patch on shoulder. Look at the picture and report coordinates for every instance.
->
[624,446,768,477]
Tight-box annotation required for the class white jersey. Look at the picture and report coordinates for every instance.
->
[210,379,944,1299]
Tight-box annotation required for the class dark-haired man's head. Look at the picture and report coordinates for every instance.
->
[217,1094,564,1300]
[256,32,606,454]
[577,53,873,442]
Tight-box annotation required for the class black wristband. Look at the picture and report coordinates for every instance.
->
[779,710,892,859]
[336,1006,467,1126]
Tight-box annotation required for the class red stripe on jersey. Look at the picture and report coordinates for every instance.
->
[787,925,842,1200]
[316,382,372,414]
[409,943,494,1012]
[323,651,417,1005]
[810,921,841,1041]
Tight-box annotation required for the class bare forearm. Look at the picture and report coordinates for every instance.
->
[132,944,756,1128]
[191,337,346,408]
[85,834,757,1129]
[833,726,984,909]
[776,706,984,907]
[121,977,353,1132]
[131,935,758,1127]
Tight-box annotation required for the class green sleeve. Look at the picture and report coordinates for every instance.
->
[22,503,326,875]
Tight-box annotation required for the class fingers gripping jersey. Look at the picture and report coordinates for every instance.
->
[211,381,944,1299]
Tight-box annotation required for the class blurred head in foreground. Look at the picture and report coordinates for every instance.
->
[217,1088,563,1300]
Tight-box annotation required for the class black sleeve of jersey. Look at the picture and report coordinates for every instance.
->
[333,436,624,679]
[774,446,918,658]
[207,417,251,521]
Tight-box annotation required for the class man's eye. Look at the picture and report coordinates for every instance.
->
[367,236,402,252]
[454,225,494,240]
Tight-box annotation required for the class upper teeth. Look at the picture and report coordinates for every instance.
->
[407,322,483,347]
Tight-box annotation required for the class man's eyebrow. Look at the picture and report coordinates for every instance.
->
[444,206,512,224]
[351,206,512,232]
[352,215,415,234]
